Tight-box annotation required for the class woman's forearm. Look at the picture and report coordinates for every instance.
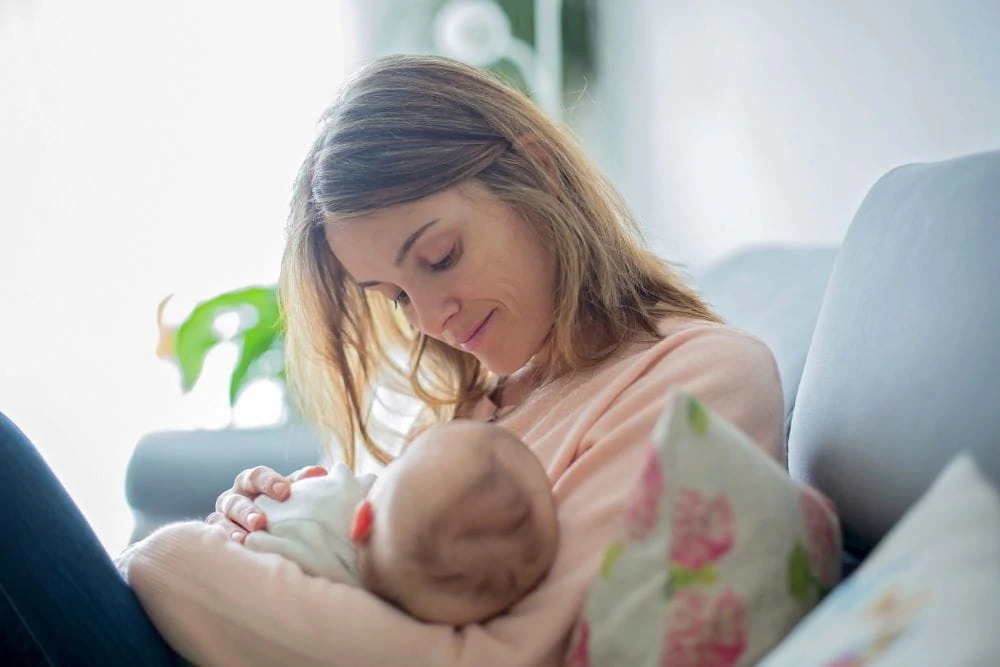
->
[127,521,564,666]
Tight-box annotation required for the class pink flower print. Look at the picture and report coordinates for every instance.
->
[670,490,735,570]
[663,590,747,667]
[664,590,708,667]
[704,591,748,666]
[624,445,665,541]
[800,487,840,588]
[565,618,590,667]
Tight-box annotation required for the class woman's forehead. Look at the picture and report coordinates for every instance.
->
[326,185,473,229]
[325,216,437,285]
[325,192,449,248]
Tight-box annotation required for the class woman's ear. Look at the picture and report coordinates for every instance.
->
[515,133,560,194]
[350,500,374,543]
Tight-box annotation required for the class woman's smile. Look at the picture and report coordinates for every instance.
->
[457,309,496,352]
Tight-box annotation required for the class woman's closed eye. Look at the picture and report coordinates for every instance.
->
[392,243,460,309]
[429,243,459,272]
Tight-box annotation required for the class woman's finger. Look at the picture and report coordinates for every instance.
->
[206,511,249,544]
[234,465,291,501]
[288,465,328,483]
[214,491,266,532]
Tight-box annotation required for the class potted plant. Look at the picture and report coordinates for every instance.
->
[157,285,287,413]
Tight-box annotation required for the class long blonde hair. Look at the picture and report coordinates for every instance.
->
[279,55,719,469]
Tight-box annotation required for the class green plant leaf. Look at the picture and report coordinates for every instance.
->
[174,309,221,392]
[229,327,280,406]
[787,541,816,602]
[173,286,280,393]
[669,562,718,591]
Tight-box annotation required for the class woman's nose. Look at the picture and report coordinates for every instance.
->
[408,286,460,340]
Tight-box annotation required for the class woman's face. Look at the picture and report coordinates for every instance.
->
[325,180,556,376]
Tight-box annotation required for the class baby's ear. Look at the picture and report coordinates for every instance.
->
[350,500,374,543]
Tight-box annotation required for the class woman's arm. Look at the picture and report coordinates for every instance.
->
[127,324,783,667]
[128,497,603,667]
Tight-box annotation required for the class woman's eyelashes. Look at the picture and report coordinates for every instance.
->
[429,243,459,271]
[392,243,460,309]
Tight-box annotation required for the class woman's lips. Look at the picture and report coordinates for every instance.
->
[459,310,495,352]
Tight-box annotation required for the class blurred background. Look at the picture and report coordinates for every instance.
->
[2,0,999,553]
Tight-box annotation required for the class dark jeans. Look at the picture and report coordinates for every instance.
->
[0,412,181,666]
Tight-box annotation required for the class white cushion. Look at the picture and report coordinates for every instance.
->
[760,453,1000,666]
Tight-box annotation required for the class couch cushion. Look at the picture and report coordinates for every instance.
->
[570,391,841,666]
[788,150,1000,558]
[696,245,839,430]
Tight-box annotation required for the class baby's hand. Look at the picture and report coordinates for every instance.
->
[244,463,377,582]
[207,464,328,543]
[252,463,374,523]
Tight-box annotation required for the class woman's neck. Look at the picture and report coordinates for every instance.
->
[498,348,561,410]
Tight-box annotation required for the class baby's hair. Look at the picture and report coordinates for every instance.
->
[410,448,549,604]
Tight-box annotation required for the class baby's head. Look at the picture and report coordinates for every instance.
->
[351,420,558,625]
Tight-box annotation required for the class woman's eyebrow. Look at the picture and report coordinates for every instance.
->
[395,219,439,265]
[356,219,440,289]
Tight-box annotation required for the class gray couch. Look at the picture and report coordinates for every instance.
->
[126,149,1000,577]
[713,149,1000,564]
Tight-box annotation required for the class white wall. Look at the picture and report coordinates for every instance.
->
[584,0,1000,268]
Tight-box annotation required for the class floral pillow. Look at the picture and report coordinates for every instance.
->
[568,391,841,667]
[758,453,1000,666]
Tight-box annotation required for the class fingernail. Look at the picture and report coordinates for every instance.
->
[232,531,244,542]
[246,512,261,529]
[272,481,289,496]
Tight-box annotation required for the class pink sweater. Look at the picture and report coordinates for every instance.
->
[128,319,784,666]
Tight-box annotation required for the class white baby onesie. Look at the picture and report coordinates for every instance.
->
[245,462,377,583]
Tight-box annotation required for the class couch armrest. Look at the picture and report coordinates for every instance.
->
[124,422,323,542]
[695,244,839,430]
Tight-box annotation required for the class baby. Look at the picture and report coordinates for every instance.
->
[246,420,559,625]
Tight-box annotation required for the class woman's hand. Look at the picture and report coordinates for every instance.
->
[206,464,328,543]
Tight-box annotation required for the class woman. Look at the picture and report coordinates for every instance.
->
[1,55,783,665]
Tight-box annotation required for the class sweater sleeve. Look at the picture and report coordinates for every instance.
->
[127,326,783,667]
